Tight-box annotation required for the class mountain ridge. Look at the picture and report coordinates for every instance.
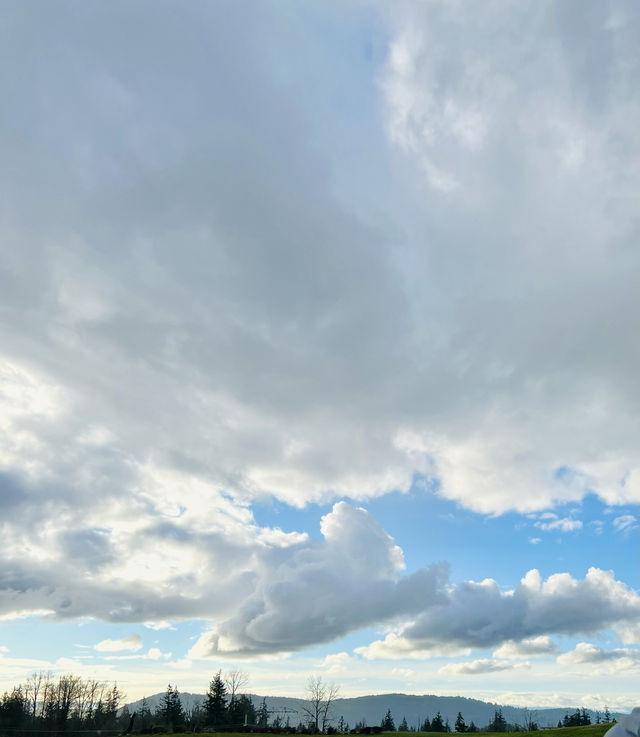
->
[125,691,627,729]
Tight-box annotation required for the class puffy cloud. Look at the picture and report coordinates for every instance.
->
[1,489,638,657]
[94,634,142,652]
[188,502,447,657]
[558,642,640,671]
[439,659,528,676]
[356,568,640,660]
[493,636,556,658]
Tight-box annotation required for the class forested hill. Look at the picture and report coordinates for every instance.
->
[125,692,624,730]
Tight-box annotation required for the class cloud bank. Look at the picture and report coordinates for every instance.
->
[0,0,638,662]
[1,498,638,657]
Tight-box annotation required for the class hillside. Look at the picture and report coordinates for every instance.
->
[125,692,625,730]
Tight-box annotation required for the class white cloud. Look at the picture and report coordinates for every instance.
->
[103,647,171,661]
[321,652,352,675]
[557,642,640,672]
[144,621,175,631]
[612,514,638,534]
[532,513,582,533]
[94,634,143,653]
[493,636,556,658]
[616,621,640,645]
[439,659,529,676]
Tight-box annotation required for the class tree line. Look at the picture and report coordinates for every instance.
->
[370,706,614,734]
[0,670,615,736]
[0,672,124,733]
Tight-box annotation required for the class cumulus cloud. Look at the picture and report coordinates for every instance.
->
[1,492,638,657]
[94,634,143,652]
[439,659,528,676]
[493,636,556,658]
[557,642,640,671]
[356,567,640,660]
[187,502,447,657]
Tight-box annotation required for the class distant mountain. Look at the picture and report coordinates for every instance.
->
[125,691,627,729]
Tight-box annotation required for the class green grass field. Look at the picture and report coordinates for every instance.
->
[166,724,615,737]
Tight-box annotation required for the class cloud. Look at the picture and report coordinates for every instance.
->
[612,514,638,534]
[94,634,143,653]
[532,513,582,533]
[493,636,556,658]
[356,567,640,660]
[1,493,638,657]
[616,622,640,645]
[102,647,171,661]
[321,652,352,675]
[144,621,175,631]
[187,502,448,657]
[439,659,528,676]
[0,1,638,663]
[557,642,640,671]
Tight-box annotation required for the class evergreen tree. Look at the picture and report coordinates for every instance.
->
[381,709,396,731]
[105,684,122,726]
[0,688,28,731]
[488,709,507,732]
[421,717,431,732]
[445,718,451,733]
[467,723,478,733]
[228,694,255,727]
[399,717,409,732]
[157,685,185,730]
[138,697,152,730]
[431,712,445,732]
[604,707,611,723]
[257,698,269,729]
[455,713,467,733]
[205,671,228,728]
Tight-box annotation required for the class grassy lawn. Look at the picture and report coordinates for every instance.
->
[166,725,616,737]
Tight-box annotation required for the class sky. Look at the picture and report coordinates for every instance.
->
[0,0,639,714]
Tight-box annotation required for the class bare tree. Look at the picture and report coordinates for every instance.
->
[224,670,249,705]
[302,676,339,733]
[520,709,539,731]
[25,672,45,719]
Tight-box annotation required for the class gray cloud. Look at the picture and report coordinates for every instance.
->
[356,567,640,660]
[0,497,638,656]
[0,1,639,651]
[439,659,526,676]
[0,1,637,529]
